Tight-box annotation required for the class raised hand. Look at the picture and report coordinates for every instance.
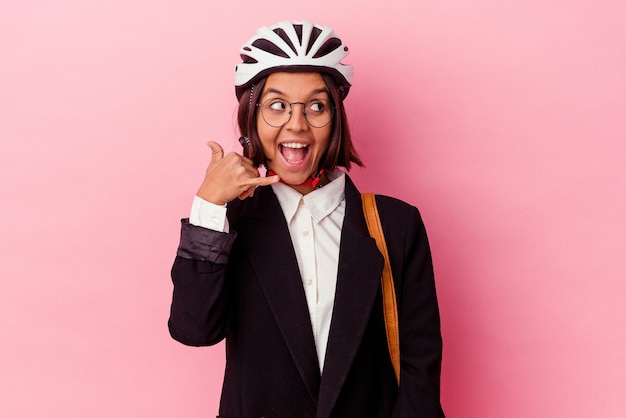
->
[196,141,280,205]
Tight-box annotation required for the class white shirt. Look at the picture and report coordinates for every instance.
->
[189,171,347,370]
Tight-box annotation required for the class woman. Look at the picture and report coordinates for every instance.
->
[169,20,444,417]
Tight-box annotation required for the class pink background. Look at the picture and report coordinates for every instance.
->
[1,1,625,417]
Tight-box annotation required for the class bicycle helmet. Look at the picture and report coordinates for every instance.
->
[234,20,353,100]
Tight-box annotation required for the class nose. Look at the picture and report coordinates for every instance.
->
[285,102,309,131]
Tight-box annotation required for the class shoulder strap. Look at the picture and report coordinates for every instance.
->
[361,193,400,385]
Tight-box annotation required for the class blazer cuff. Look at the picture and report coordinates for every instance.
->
[176,218,237,263]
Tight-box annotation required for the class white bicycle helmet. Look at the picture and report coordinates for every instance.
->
[234,20,353,100]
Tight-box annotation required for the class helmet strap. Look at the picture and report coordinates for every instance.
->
[239,136,250,147]
[267,167,326,190]
[249,84,255,107]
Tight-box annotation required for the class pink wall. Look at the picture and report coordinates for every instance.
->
[1,1,625,416]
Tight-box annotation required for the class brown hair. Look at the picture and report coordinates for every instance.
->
[236,73,364,170]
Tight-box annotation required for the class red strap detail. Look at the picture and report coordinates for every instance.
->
[268,169,324,188]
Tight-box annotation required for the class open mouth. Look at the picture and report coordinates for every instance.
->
[280,143,310,164]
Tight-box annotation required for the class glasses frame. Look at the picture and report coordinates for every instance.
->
[256,98,335,129]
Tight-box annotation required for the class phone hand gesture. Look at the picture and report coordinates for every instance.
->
[196,141,279,205]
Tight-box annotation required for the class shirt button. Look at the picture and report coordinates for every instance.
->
[303,231,309,237]
[307,279,313,286]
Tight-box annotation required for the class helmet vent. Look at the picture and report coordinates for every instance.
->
[251,39,290,58]
[240,54,258,64]
[294,24,303,45]
[273,28,298,54]
[313,37,342,58]
[305,27,323,55]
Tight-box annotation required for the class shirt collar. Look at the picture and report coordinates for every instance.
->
[272,170,346,224]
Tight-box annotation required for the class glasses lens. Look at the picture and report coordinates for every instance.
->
[259,99,333,128]
[304,99,333,128]
[260,99,289,127]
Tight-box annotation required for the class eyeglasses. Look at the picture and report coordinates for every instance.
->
[257,98,334,128]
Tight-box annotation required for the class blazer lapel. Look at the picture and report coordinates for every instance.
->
[316,177,385,418]
[236,187,321,403]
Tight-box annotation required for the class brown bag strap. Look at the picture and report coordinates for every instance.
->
[361,193,400,384]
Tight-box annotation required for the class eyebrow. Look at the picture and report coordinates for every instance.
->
[261,87,330,98]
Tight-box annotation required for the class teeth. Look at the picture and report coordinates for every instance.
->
[281,143,308,149]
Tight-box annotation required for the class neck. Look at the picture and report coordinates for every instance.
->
[268,168,326,195]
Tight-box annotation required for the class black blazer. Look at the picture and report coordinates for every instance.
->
[169,176,444,418]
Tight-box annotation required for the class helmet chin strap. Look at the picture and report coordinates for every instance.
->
[267,167,325,190]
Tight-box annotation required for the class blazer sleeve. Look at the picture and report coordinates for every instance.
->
[379,199,445,417]
[168,218,237,346]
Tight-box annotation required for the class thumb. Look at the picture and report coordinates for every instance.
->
[207,141,224,164]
